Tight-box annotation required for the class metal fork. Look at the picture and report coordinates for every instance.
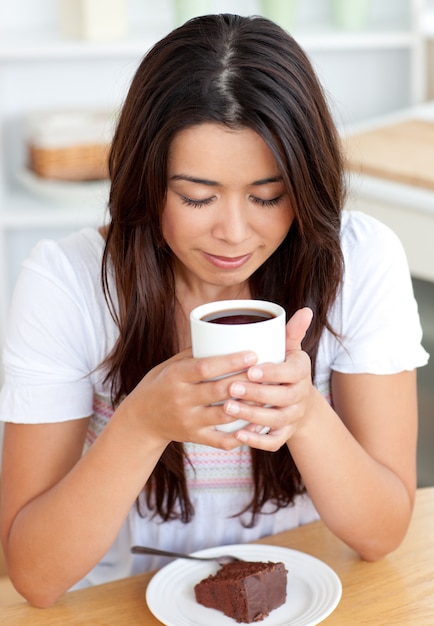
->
[131,545,241,565]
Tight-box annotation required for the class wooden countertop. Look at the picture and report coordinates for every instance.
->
[3,487,434,625]
[344,118,434,191]
[341,102,434,282]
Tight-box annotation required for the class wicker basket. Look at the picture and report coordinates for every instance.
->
[26,110,114,181]
[28,143,110,181]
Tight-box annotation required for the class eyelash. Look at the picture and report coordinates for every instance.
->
[251,195,284,208]
[181,196,214,208]
[180,195,284,208]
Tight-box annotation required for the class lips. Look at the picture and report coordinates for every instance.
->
[203,252,252,270]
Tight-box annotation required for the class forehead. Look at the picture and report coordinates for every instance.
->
[167,123,280,180]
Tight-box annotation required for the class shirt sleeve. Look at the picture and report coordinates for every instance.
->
[330,212,429,374]
[0,238,101,423]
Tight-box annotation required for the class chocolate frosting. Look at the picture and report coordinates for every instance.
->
[194,560,287,623]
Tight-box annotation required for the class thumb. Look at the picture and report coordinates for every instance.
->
[285,307,313,353]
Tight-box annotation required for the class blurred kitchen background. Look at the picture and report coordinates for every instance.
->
[0,0,432,485]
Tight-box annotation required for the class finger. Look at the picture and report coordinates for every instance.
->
[191,404,248,432]
[224,399,280,427]
[235,425,295,451]
[285,307,313,353]
[198,426,247,451]
[244,350,311,386]
[227,378,301,409]
[188,351,257,383]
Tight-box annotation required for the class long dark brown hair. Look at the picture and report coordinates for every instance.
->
[102,14,345,525]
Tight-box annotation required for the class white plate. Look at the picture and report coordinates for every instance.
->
[146,544,342,626]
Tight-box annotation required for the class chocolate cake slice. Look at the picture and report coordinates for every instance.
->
[194,560,287,623]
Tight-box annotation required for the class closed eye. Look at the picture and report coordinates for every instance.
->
[180,195,215,208]
[179,194,284,208]
[250,195,285,208]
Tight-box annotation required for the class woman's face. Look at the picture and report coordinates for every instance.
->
[162,123,294,301]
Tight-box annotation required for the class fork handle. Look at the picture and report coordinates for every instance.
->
[131,545,214,561]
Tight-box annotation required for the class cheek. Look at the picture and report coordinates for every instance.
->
[162,209,203,253]
[161,212,170,244]
[266,211,294,242]
[283,213,295,236]
[161,210,180,253]
[161,202,181,243]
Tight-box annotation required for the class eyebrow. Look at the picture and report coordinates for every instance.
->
[170,174,284,186]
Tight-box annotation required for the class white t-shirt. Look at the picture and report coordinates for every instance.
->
[0,210,429,588]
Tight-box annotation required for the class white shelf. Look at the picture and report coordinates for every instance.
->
[297,30,414,51]
[0,27,168,60]
[0,24,416,61]
[0,188,108,229]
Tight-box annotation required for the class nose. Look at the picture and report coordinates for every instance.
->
[212,200,251,244]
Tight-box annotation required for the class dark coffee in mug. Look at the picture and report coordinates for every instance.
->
[201,308,276,325]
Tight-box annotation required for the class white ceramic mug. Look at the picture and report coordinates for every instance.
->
[190,299,286,432]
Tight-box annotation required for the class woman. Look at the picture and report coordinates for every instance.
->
[0,14,428,607]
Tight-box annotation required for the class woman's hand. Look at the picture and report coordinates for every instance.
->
[120,345,264,449]
[119,307,314,451]
[217,307,315,450]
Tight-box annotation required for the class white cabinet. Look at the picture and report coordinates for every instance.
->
[0,0,429,357]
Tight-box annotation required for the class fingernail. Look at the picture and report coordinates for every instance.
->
[249,367,263,380]
[237,431,248,442]
[243,352,257,365]
[226,401,240,415]
[231,383,246,397]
